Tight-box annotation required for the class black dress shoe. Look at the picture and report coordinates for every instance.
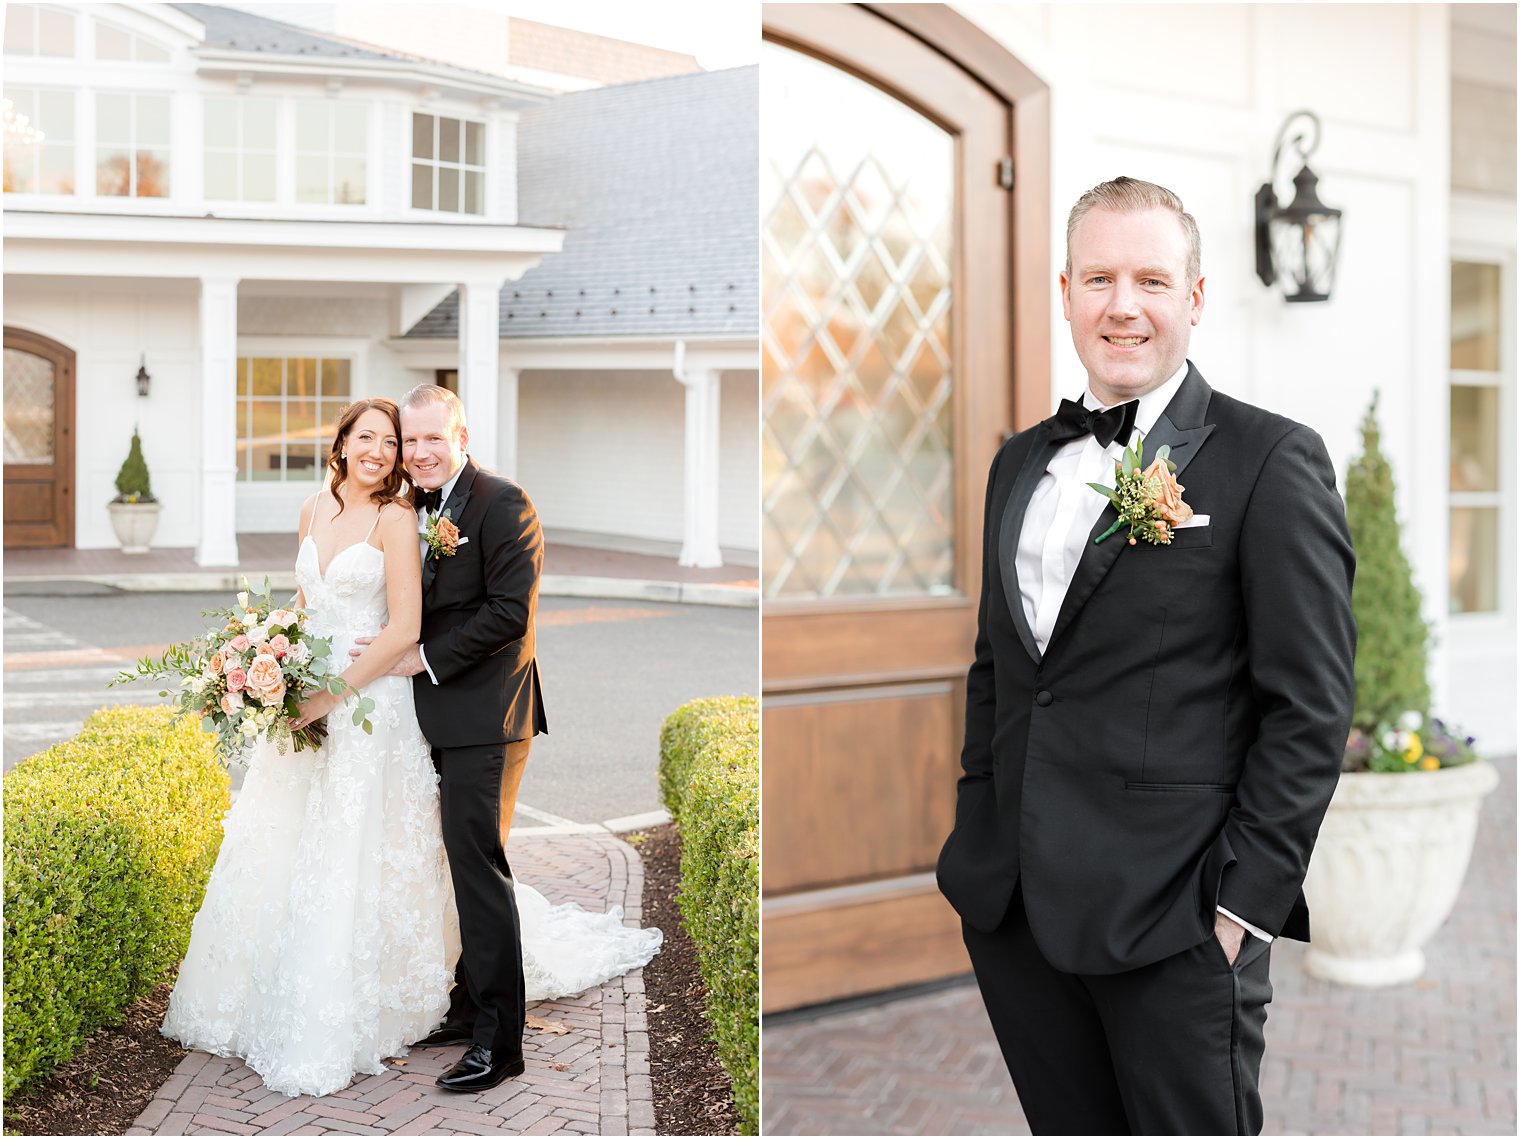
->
[436,1044,525,1092]
[412,1022,474,1048]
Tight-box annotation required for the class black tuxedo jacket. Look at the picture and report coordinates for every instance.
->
[412,457,548,748]
[936,364,1355,975]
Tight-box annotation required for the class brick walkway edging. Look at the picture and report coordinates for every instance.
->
[129,832,656,1136]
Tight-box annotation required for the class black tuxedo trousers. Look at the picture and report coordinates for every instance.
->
[434,739,529,1059]
[964,885,1271,1136]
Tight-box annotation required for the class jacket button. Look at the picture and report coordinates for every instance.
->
[1035,690,1053,706]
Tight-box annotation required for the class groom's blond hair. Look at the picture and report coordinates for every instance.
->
[1065,176,1202,286]
[401,383,467,441]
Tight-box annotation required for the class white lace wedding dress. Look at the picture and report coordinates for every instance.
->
[162,526,662,1097]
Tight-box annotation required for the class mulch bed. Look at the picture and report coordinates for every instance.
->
[632,822,744,1136]
[2,978,188,1137]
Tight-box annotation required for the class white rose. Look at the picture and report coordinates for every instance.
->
[1397,710,1423,732]
[236,591,249,610]
[248,626,269,645]
[239,718,261,738]
[291,641,312,664]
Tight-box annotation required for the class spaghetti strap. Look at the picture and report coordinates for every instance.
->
[305,496,319,540]
[364,504,386,542]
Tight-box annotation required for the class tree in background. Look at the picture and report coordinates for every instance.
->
[1343,393,1430,732]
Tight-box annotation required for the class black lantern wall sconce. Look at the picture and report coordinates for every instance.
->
[1254,111,1343,303]
[135,354,151,397]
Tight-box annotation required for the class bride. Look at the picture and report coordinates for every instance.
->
[162,397,660,1098]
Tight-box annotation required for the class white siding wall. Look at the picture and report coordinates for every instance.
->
[516,367,759,558]
[7,280,202,549]
[961,3,1514,750]
[518,369,686,545]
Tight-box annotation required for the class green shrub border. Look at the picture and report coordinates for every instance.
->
[3,705,228,1098]
[658,696,759,1134]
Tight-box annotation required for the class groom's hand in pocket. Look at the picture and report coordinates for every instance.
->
[1214,912,1246,965]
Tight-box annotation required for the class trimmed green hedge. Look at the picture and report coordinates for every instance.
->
[4,705,228,1098]
[658,696,759,1134]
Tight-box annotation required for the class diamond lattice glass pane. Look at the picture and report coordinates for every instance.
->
[762,42,955,600]
[3,347,55,464]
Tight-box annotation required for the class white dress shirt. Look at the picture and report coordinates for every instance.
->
[1015,362,1270,945]
[416,463,466,686]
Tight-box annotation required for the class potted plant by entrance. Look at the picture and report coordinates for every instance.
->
[107,426,161,554]
[1300,396,1496,987]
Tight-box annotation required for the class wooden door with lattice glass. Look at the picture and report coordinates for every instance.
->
[4,328,75,549]
[761,4,1044,1011]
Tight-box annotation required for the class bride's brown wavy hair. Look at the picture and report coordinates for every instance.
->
[325,398,408,517]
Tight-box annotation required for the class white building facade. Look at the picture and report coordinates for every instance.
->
[3,2,758,572]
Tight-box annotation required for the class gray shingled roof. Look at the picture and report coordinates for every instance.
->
[174,4,518,84]
[406,65,758,341]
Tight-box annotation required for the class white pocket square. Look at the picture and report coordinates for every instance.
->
[457,536,469,546]
[1176,514,1210,529]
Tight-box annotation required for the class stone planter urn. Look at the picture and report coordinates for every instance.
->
[1301,760,1499,987]
[107,500,162,554]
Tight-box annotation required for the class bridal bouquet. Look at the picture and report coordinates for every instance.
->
[110,576,375,767]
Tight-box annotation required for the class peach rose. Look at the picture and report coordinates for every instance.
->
[269,609,300,629]
[220,690,244,715]
[1142,458,1193,526]
[209,650,226,674]
[265,679,286,705]
[226,667,248,692]
[434,515,461,555]
[269,634,291,659]
[246,654,282,693]
[230,634,251,653]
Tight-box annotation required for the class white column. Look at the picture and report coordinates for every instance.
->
[197,276,240,566]
[457,280,501,471]
[498,365,520,478]
[677,367,723,568]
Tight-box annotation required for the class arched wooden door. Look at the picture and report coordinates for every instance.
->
[4,327,75,549]
[760,4,1049,1011]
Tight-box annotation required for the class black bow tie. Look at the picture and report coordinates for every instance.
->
[416,488,443,513]
[1050,397,1139,449]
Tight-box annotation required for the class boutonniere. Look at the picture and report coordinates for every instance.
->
[1087,434,1194,546]
[423,508,465,560]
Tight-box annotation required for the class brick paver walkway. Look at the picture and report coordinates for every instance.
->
[763,757,1516,1136]
[132,832,655,1137]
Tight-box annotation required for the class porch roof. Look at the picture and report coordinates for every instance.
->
[2,210,564,284]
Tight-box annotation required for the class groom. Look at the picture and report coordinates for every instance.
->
[936,178,1355,1134]
[354,383,548,1092]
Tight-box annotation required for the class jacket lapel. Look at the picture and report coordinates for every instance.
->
[422,457,479,596]
[998,423,1063,665]
[1044,364,1217,652]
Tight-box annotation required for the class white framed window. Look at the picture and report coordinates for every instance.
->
[3,87,74,194]
[204,97,276,202]
[95,91,170,198]
[3,5,76,57]
[411,112,485,215]
[1449,253,1514,617]
[93,18,170,63]
[237,356,354,482]
[295,101,366,205]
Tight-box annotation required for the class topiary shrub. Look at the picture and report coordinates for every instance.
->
[1344,393,1431,731]
[657,696,758,1133]
[3,705,227,1097]
[111,425,155,504]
